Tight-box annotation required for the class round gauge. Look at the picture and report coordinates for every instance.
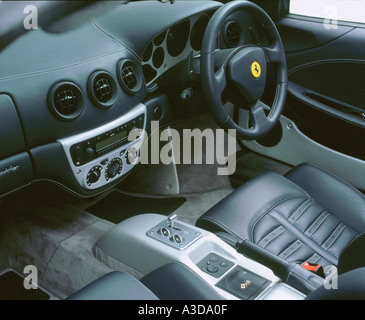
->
[143,42,153,62]
[166,19,190,57]
[152,47,165,69]
[154,31,167,46]
[190,15,209,51]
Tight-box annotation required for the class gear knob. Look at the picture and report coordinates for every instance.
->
[167,213,177,229]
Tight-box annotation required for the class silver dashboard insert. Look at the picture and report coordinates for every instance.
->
[58,103,146,190]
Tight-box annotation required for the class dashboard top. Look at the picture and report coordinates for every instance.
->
[0,0,261,197]
[94,1,222,59]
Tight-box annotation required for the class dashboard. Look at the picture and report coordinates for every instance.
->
[0,0,263,198]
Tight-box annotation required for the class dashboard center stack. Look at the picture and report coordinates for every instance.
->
[58,103,146,190]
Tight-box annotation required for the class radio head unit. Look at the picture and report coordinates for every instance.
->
[70,113,144,167]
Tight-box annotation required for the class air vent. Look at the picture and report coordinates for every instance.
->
[88,71,117,109]
[48,82,84,121]
[224,21,241,48]
[122,65,137,89]
[117,59,142,95]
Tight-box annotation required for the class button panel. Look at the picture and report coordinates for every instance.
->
[197,253,234,278]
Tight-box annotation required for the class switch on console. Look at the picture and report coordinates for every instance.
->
[197,253,234,278]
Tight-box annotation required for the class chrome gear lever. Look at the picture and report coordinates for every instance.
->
[167,213,177,230]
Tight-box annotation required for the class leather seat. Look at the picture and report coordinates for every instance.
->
[196,163,365,271]
[68,262,223,300]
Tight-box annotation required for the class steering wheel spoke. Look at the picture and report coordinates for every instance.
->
[262,44,283,65]
[211,48,239,97]
[213,65,227,97]
[250,100,271,133]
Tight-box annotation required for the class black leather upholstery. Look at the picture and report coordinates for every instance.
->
[141,262,223,300]
[196,163,365,270]
[68,271,158,300]
[68,262,223,300]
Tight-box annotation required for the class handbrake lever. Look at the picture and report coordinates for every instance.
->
[235,239,290,280]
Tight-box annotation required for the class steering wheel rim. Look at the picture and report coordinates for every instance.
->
[201,0,288,141]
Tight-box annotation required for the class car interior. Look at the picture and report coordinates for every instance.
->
[0,0,364,301]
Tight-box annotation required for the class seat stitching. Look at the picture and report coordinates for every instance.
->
[288,198,314,224]
[321,223,346,256]
[257,225,286,248]
[307,253,322,264]
[250,195,308,242]
[198,195,306,244]
[278,239,303,260]
[304,211,329,237]
[267,209,338,265]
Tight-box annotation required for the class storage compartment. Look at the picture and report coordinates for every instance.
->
[216,266,271,300]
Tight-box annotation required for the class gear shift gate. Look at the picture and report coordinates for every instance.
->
[146,214,202,250]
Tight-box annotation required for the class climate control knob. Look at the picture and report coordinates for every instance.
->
[86,165,102,186]
[105,158,123,180]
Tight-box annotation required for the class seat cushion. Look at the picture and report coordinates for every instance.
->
[196,163,365,268]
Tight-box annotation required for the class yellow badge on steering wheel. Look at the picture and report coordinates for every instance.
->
[251,61,261,78]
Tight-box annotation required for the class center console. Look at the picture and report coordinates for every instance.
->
[95,213,306,300]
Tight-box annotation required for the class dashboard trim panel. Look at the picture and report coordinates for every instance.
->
[58,103,146,190]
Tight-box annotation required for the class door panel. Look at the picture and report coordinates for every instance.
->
[277,17,353,52]
[281,18,365,123]
[239,8,365,190]
[281,16,365,161]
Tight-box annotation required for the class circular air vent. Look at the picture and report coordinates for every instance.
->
[88,71,117,109]
[48,82,84,121]
[224,21,241,48]
[117,59,142,95]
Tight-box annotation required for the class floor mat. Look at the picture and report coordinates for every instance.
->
[0,271,50,300]
[173,189,233,225]
[86,192,186,224]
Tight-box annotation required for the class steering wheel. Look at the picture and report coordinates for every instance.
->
[201,0,287,141]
